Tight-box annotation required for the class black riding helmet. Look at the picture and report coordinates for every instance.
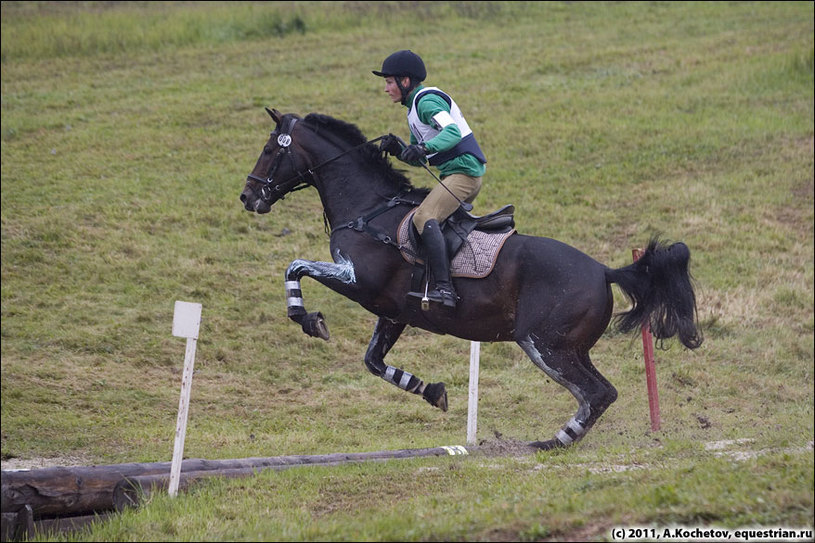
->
[372,50,426,104]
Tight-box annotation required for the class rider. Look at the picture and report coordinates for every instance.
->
[373,49,487,309]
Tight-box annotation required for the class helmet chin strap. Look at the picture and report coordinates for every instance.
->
[396,76,416,105]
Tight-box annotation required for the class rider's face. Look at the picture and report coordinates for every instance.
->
[384,76,408,103]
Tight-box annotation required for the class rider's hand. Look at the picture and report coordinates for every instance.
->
[400,143,427,164]
[379,134,405,157]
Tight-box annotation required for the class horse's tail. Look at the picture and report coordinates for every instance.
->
[605,237,703,350]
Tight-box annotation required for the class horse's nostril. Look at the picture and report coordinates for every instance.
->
[240,193,247,203]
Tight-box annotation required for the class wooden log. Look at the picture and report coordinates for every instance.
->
[2,445,473,517]
[2,460,179,517]
[0,506,32,543]
[1,512,18,542]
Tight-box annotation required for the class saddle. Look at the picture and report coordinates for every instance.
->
[398,204,517,281]
[440,204,516,257]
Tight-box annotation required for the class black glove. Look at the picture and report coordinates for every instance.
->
[379,134,404,157]
[400,143,427,163]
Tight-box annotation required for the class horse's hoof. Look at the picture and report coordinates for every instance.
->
[302,312,330,340]
[422,382,448,412]
[530,438,566,451]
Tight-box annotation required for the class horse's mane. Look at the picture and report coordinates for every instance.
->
[302,113,428,197]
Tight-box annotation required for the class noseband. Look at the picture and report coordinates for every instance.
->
[246,117,385,204]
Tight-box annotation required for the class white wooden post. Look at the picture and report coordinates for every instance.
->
[169,301,202,497]
[467,341,480,446]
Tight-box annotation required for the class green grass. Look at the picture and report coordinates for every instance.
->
[2,1,813,541]
[55,452,813,542]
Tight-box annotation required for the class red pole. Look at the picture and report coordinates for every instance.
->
[633,248,660,432]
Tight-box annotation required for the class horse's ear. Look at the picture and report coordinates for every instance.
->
[266,107,282,124]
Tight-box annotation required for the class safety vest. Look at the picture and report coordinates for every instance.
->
[407,87,486,166]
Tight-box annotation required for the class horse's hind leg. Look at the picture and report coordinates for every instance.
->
[364,317,448,412]
[579,352,618,425]
[518,334,617,449]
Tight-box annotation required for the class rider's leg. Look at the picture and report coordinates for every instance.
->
[420,219,457,307]
[412,174,481,308]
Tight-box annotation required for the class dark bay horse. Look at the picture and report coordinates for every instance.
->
[240,108,703,450]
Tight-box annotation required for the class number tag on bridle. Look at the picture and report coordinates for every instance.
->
[277,134,292,148]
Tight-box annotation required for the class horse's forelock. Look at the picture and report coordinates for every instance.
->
[276,112,302,132]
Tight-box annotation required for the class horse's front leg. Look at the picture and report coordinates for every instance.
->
[285,250,357,341]
[364,317,448,412]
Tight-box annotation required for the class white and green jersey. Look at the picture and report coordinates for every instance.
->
[404,85,486,178]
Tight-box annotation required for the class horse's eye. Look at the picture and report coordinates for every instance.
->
[263,146,273,155]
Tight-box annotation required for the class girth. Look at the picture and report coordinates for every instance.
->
[330,193,424,251]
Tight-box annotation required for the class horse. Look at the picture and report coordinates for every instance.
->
[239,108,703,450]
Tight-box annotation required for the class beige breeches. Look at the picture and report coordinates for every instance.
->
[412,173,482,234]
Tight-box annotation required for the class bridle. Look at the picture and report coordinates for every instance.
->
[245,116,312,204]
[243,113,428,252]
[245,116,385,204]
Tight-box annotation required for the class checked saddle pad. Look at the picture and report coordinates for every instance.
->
[397,210,516,279]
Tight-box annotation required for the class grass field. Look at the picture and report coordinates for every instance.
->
[1,1,813,541]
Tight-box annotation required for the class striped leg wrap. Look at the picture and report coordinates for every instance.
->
[383,365,423,394]
[555,418,587,446]
[285,280,306,318]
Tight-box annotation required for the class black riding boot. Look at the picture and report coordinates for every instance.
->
[421,220,458,308]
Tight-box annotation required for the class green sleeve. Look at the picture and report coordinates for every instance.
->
[416,94,462,153]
